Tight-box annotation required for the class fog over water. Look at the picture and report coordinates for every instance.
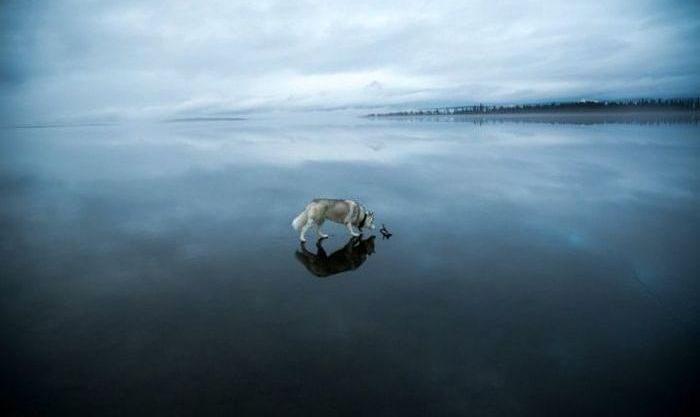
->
[1,117,698,415]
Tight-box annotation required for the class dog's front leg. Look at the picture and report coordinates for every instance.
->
[345,222,360,237]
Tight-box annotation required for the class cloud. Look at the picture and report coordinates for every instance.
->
[1,0,699,123]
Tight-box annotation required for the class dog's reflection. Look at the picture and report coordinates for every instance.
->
[295,235,376,278]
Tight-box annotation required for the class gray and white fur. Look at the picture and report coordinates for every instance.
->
[292,198,375,242]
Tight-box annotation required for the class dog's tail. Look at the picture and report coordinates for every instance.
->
[292,209,308,231]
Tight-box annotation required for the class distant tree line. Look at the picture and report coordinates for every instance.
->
[367,98,700,117]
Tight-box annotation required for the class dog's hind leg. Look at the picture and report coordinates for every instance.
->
[300,219,313,242]
[314,219,329,239]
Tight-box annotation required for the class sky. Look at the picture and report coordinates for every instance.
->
[1,0,699,124]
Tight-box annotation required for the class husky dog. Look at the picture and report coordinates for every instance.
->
[295,236,376,278]
[291,198,375,242]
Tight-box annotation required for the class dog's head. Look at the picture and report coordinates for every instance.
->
[364,210,376,230]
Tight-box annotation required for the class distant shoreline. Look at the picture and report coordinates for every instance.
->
[366,98,700,118]
[163,117,247,123]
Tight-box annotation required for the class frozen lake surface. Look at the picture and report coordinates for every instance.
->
[1,116,699,416]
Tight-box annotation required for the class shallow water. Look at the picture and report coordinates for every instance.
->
[1,117,699,416]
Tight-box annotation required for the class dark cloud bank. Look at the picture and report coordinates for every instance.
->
[1,0,699,124]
